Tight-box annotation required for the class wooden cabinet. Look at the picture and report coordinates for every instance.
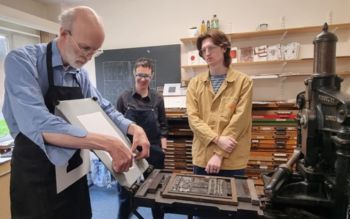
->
[0,159,11,219]
[164,110,193,172]
[180,23,350,101]
[249,102,298,186]
[165,102,298,186]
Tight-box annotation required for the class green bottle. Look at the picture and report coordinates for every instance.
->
[211,14,219,29]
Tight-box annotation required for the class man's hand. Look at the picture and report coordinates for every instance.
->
[205,153,223,174]
[214,136,237,153]
[128,124,150,160]
[42,132,134,173]
[108,137,134,173]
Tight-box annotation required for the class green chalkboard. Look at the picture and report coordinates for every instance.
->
[95,44,181,106]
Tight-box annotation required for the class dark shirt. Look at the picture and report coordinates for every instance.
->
[116,89,168,138]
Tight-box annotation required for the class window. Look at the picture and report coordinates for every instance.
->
[0,29,40,108]
[0,33,9,108]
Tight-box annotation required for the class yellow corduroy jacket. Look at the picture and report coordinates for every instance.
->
[186,67,253,170]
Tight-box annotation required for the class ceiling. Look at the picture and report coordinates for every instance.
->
[32,0,86,5]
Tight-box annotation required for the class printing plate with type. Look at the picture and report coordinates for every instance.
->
[134,170,263,219]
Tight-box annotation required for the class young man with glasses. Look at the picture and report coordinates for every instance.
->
[186,29,253,179]
[116,57,168,219]
[2,6,150,219]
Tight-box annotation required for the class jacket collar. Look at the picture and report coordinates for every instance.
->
[198,67,237,83]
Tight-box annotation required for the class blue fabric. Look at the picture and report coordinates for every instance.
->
[90,157,114,188]
[193,165,245,177]
[2,39,133,166]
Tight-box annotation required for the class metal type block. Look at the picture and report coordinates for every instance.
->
[136,169,161,197]
[148,173,164,194]
[247,179,260,206]
[162,173,238,205]
[236,179,251,203]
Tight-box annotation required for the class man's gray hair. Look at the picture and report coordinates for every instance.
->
[58,8,76,31]
[58,6,102,31]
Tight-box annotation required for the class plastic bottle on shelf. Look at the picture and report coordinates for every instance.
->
[206,20,211,31]
[211,14,219,29]
[200,20,206,34]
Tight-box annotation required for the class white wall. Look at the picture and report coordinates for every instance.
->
[61,0,350,92]
[0,4,59,34]
[0,0,51,21]
[1,0,350,98]
[65,0,350,49]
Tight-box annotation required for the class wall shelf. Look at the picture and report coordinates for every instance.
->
[181,56,350,70]
[181,71,350,85]
[180,23,350,100]
[180,23,350,44]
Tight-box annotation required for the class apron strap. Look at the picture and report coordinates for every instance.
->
[46,41,81,88]
[46,42,54,87]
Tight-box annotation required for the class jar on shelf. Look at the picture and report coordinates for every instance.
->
[200,20,206,34]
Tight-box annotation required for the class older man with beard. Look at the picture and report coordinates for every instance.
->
[2,6,149,219]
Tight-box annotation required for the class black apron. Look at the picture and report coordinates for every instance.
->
[10,42,91,219]
[124,93,165,169]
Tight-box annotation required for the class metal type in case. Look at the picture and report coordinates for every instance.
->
[162,173,238,205]
[133,171,262,218]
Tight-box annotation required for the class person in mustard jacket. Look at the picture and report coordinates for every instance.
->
[186,29,253,177]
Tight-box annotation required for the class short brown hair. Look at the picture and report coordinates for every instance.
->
[196,29,231,68]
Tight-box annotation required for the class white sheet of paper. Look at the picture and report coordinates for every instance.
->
[77,112,128,145]
[164,96,187,108]
[76,111,143,187]
[55,149,90,193]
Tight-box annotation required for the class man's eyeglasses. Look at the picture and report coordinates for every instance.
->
[65,30,103,57]
[200,45,220,55]
[135,73,152,80]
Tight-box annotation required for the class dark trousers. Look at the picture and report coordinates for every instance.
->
[117,181,164,219]
[117,184,132,219]
[193,165,245,177]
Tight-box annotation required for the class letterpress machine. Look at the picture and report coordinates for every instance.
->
[263,23,350,219]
